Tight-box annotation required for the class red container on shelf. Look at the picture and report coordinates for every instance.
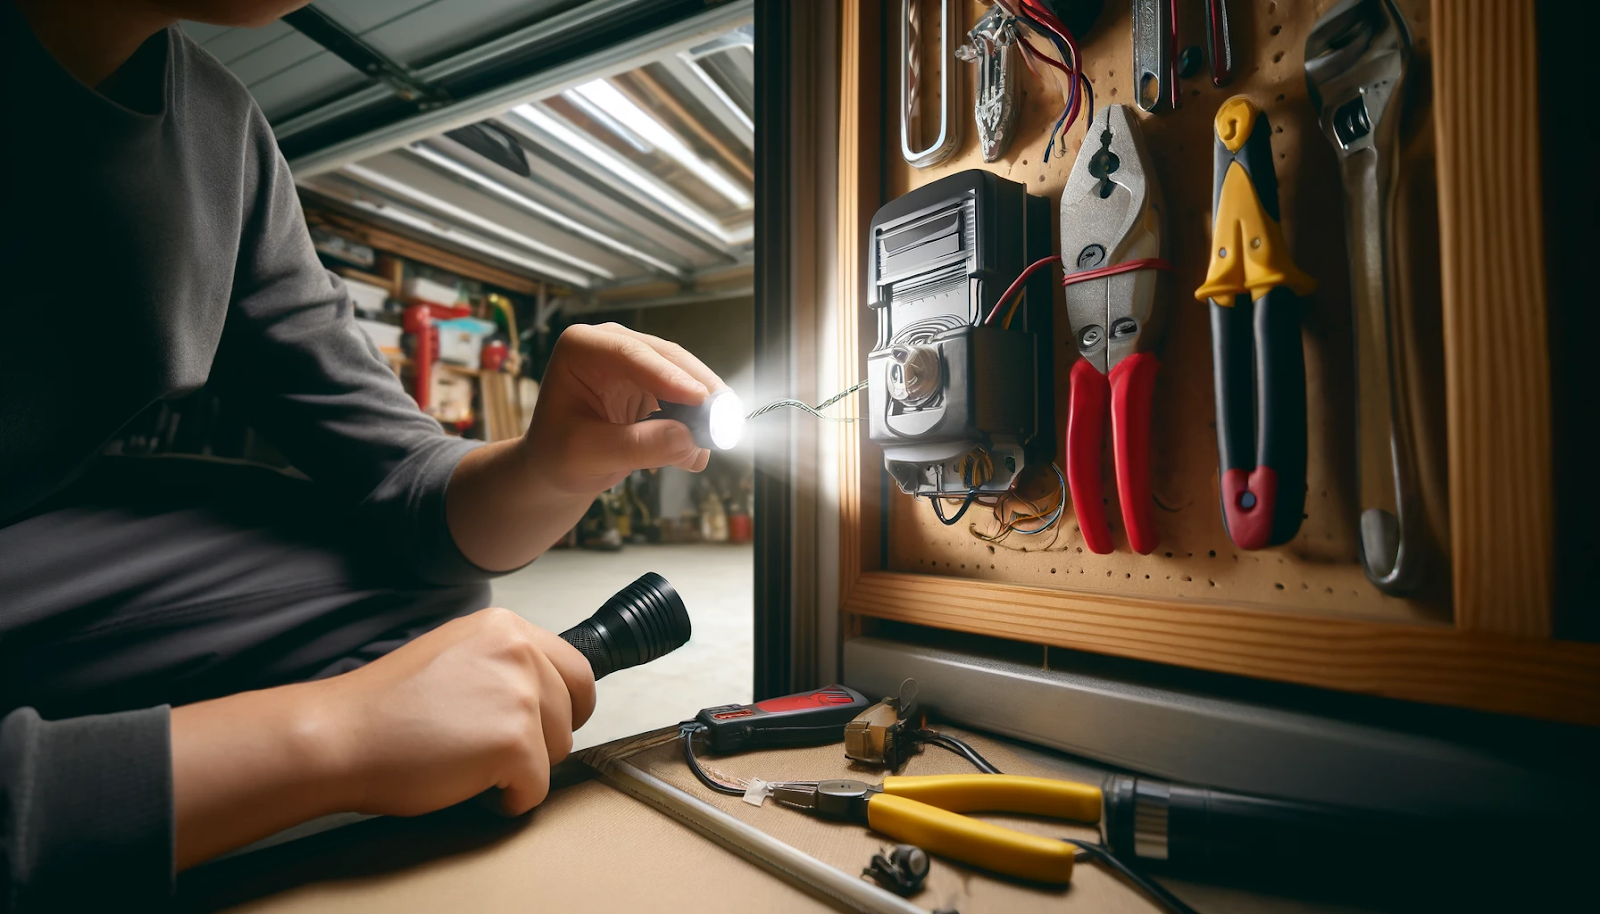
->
[480,339,508,372]
[728,512,753,544]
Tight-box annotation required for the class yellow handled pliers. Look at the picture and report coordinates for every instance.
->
[769,775,1102,884]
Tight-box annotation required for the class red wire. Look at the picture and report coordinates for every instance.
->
[983,254,1062,326]
[1060,258,1174,287]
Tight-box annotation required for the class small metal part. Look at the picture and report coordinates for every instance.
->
[1131,0,1173,112]
[844,678,921,770]
[864,844,931,896]
[773,779,880,821]
[956,5,1020,162]
[886,344,942,407]
[1178,45,1203,79]
[1203,0,1235,86]
[901,0,964,168]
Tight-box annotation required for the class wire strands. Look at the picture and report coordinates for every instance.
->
[746,378,869,423]
[980,253,1062,326]
[680,724,747,796]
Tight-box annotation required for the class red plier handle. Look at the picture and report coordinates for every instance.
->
[1066,353,1160,555]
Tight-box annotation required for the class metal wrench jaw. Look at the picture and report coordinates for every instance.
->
[1059,105,1168,375]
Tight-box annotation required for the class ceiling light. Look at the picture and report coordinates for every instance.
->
[342,163,613,281]
[508,103,740,244]
[571,79,751,208]
[342,194,594,288]
[408,144,683,276]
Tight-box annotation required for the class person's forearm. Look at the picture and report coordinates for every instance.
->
[445,438,593,573]
[171,679,351,870]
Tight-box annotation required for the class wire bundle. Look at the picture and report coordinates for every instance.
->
[995,0,1095,162]
[967,462,1068,547]
[745,378,869,423]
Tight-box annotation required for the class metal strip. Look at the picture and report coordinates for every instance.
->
[287,1,754,178]
[274,0,655,141]
[589,755,923,914]
[843,636,1593,819]
[899,0,962,168]
[281,6,449,108]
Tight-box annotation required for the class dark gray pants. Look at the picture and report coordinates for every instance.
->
[0,456,491,720]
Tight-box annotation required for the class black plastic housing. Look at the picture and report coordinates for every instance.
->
[864,170,1054,495]
[558,572,691,680]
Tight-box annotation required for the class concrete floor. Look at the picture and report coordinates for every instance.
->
[493,543,754,750]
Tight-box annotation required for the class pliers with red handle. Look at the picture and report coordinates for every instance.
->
[1059,104,1171,555]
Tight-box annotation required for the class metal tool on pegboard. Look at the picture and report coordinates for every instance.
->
[1059,104,1173,555]
[900,0,963,167]
[1306,0,1441,595]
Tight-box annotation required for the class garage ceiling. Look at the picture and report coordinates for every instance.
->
[185,0,754,306]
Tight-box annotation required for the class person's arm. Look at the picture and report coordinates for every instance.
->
[171,608,594,870]
[213,110,723,581]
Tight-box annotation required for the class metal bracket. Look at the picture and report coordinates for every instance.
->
[283,7,451,110]
[900,0,963,168]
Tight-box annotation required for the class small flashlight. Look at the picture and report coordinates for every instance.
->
[651,390,745,450]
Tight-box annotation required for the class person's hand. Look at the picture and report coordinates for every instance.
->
[522,322,727,498]
[320,607,597,817]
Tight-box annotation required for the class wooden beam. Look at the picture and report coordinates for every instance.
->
[308,209,543,296]
[845,572,1600,726]
[836,0,883,619]
[1432,0,1554,636]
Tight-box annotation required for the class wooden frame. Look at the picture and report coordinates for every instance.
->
[832,0,1600,727]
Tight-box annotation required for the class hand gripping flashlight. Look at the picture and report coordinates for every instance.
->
[649,390,745,451]
[558,572,693,679]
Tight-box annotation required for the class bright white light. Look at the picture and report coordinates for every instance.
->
[508,103,744,244]
[707,390,745,450]
[343,195,592,287]
[571,79,751,208]
[562,88,653,154]
[343,164,611,282]
[407,144,684,277]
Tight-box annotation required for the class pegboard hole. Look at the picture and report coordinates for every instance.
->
[987,545,995,554]
[1271,25,1282,35]
[1208,580,1216,587]
[1208,550,1217,558]
[1278,94,1287,102]
[1182,575,1192,582]
[1164,552,1174,558]
[1274,583,1285,590]
[1050,568,1057,574]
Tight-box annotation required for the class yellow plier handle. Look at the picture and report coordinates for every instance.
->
[867,775,1103,884]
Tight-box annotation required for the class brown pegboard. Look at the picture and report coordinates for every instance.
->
[884,0,1446,624]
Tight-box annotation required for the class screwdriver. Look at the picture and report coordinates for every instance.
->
[1194,96,1316,550]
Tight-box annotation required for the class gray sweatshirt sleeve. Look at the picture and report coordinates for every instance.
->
[2,706,173,911]
[210,106,492,585]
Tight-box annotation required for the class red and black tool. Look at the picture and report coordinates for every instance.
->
[1059,105,1172,555]
[1194,97,1316,550]
[694,685,870,753]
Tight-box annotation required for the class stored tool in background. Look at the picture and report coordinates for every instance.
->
[1196,96,1316,550]
[956,4,1020,163]
[866,171,1054,525]
[1306,0,1445,595]
[1059,104,1172,555]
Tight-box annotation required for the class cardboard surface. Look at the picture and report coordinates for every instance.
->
[183,775,833,914]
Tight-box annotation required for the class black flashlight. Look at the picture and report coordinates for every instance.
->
[558,572,692,679]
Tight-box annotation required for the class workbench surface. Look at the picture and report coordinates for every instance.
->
[184,725,1408,913]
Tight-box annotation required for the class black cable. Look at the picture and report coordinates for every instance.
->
[679,723,746,796]
[915,730,1002,774]
[929,491,979,526]
[1062,840,1201,914]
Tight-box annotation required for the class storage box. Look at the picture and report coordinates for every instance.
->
[344,278,391,317]
[402,276,462,308]
[354,317,403,354]
[436,317,497,369]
